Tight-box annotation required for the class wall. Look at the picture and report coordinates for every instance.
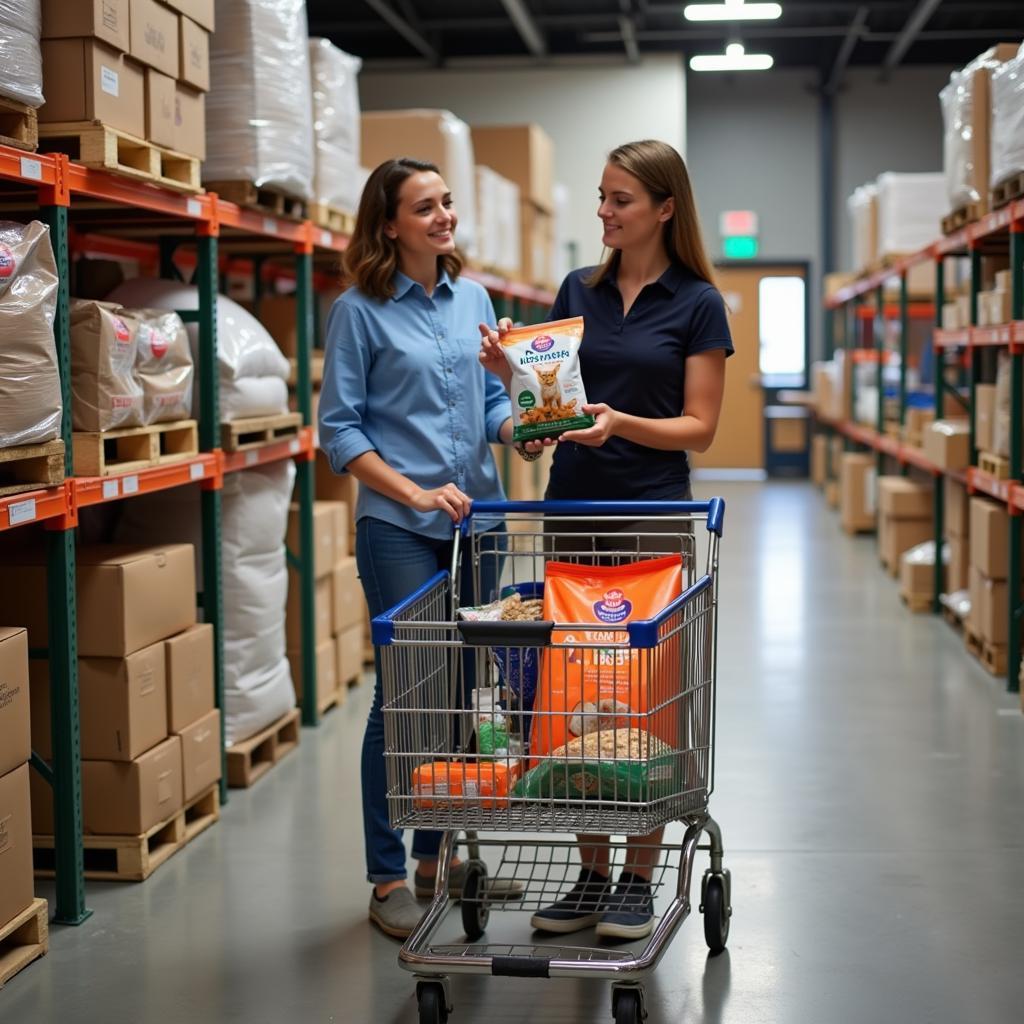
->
[359,56,686,268]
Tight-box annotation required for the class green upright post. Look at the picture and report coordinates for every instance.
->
[899,273,909,427]
[295,248,319,726]
[1008,227,1023,693]
[968,247,982,466]
[824,307,835,361]
[875,285,885,474]
[933,257,947,615]
[41,202,90,925]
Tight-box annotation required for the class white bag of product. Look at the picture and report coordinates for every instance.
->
[106,279,289,421]
[476,165,521,276]
[0,1,43,107]
[0,219,61,448]
[875,173,946,255]
[69,300,145,432]
[309,38,362,213]
[204,0,315,200]
[846,184,877,271]
[130,309,194,425]
[991,46,1024,190]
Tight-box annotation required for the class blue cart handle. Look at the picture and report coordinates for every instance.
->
[464,498,725,536]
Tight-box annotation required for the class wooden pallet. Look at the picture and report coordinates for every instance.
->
[33,785,219,882]
[0,439,64,497]
[0,96,38,153]
[941,201,985,236]
[991,171,1024,211]
[941,604,964,633]
[37,121,201,193]
[900,591,932,614]
[977,451,1010,480]
[309,201,355,235]
[206,180,308,221]
[221,412,303,452]
[287,353,325,387]
[226,707,301,788]
[964,627,1007,677]
[71,419,198,477]
[0,898,48,990]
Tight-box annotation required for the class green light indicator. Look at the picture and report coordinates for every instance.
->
[723,235,759,259]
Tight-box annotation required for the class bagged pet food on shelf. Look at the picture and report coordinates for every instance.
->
[131,309,194,425]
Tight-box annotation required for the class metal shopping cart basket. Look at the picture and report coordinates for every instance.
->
[372,500,730,1023]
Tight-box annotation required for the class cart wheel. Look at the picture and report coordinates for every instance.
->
[417,982,449,1024]
[460,860,489,941]
[612,988,643,1023]
[702,874,730,954]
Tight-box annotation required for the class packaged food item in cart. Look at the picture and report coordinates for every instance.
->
[412,759,519,808]
[499,316,595,441]
[513,728,678,803]
[531,555,683,764]
[472,686,511,756]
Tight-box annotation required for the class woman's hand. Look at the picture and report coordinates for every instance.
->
[409,482,473,523]
[478,318,513,387]
[557,403,619,447]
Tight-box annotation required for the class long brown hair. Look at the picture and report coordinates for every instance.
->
[343,158,463,301]
[586,140,716,288]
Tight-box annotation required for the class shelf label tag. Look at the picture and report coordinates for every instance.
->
[102,479,120,500]
[122,475,139,495]
[8,499,36,526]
[263,217,277,235]
[187,199,202,218]
[245,451,259,467]
[190,462,204,480]
[320,230,331,247]
[288,439,300,455]
[19,157,42,181]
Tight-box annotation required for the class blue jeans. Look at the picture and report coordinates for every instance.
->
[355,517,504,884]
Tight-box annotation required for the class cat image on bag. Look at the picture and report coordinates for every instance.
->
[533,363,562,409]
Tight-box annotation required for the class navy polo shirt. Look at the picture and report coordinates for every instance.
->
[545,263,734,501]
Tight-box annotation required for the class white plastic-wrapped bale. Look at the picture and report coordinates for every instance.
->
[106,279,289,422]
[991,45,1024,195]
[309,38,362,214]
[875,173,946,256]
[0,220,61,448]
[204,0,314,200]
[846,184,877,272]
[0,1,43,107]
[475,165,520,277]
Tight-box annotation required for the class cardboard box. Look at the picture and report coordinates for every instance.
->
[129,0,179,77]
[975,384,997,454]
[144,68,176,148]
[336,623,363,686]
[825,480,840,509]
[332,557,362,633]
[288,637,337,705]
[255,294,297,357]
[947,535,969,592]
[41,0,130,52]
[77,545,196,657]
[968,567,1008,645]
[177,708,220,802]
[471,124,554,212]
[164,623,214,734]
[0,628,30,778]
[163,0,214,32]
[0,765,33,930]
[944,477,970,538]
[811,434,827,486]
[314,450,358,522]
[903,406,934,447]
[969,497,1009,579]
[840,453,876,534]
[40,38,145,137]
[878,476,932,520]
[286,574,333,649]
[287,502,336,580]
[880,516,933,575]
[173,82,205,160]
[923,420,970,471]
[900,546,946,599]
[520,201,553,286]
[178,15,209,91]
[323,501,350,561]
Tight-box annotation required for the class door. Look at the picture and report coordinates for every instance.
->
[695,263,808,470]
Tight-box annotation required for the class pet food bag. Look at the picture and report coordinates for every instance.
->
[131,309,194,425]
[500,316,594,441]
[530,555,683,764]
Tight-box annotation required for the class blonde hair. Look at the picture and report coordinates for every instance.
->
[343,158,462,301]
[587,140,716,288]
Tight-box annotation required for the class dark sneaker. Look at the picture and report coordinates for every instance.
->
[414,861,524,901]
[368,887,424,940]
[595,871,655,940]
[530,869,611,934]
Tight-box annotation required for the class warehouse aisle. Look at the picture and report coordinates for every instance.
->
[4,481,1023,1024]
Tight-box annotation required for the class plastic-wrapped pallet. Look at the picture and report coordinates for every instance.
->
[0,220,61,448]
[991,45,1024,193]
[204,0,314,200]
[107,279,289,422]
[0,1,43,107]
[309,38,362,214]
[876,173,946,256]
[846,184,877,271]
[475,165,520,277]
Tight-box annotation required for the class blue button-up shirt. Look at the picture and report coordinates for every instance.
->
[319,270,511,540]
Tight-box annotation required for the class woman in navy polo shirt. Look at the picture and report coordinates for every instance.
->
[480,139,733,941]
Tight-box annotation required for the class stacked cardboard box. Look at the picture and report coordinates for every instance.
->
[839,453,876,534]
[811,434,828,488]
[923,419,970,471]
[943,476,971,594]
[826,438,843,508]
[878,477,933,576]
[966,498,1017,655]
[39,0,210,159]
[0,629,35,933]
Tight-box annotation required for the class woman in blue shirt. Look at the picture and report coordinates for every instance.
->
[320,157,522,939]
[481,139,733,942]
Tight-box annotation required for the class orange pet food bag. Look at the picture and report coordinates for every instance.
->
[532,555,684,763]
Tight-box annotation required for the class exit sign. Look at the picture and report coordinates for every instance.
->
[719,210,758,237]
[723,235,759,259]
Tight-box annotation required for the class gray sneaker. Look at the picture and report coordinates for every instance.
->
[368,887,425,940]
[414,861,524,902]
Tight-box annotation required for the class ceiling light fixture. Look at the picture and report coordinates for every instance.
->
[683,1,782,22]
[689,42,774,71]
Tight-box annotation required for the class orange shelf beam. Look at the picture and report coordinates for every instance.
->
[1,483,70,532]
[221,427,315,475]
[934,328,969,349]
[73,454,220,509]
[967,467,1018,506]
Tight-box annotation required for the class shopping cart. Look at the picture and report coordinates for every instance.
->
[372,500,730,1024]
